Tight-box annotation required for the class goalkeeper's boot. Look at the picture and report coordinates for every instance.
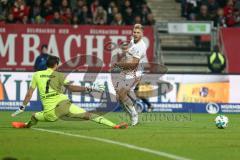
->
[12,122,27,128]
[113,122,128,129]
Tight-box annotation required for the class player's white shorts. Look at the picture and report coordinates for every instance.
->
[113,73,141,91]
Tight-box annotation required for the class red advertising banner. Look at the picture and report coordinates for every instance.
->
[220,28,240,73]
[0,24,154,71]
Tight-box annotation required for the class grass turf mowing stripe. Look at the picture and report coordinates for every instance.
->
[33,127,192,160]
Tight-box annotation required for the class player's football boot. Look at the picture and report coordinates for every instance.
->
[113,122,128,129]
[131,114,138,126]
[12,122,27,128]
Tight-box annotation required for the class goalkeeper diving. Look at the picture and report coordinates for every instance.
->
[11,55,127,129]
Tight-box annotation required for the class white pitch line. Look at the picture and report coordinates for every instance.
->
[33,128,192,160]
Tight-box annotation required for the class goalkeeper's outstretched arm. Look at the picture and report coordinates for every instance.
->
[65,83,105,93]
[65,85,90,92]
[22,87,35,106]
[11,87,35,117]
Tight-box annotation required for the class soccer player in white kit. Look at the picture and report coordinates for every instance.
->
[112,24,147,126]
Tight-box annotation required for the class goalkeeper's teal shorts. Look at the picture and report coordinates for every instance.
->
[34,100,86,122]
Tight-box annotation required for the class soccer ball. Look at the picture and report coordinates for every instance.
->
[215,115,229,129]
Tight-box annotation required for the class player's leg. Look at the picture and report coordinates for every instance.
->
[25,101,69,128]
[25,111,45,128]
[63,103,127,129]
[115,83,136,124]
[13,109,58,128]
[117,87,138,126]
[128,78,141,125]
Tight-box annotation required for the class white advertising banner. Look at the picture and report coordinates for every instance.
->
[1,72,240,113]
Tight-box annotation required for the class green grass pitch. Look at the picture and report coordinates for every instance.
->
[1,111,240,160]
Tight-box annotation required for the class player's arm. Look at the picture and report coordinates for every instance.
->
[115,57,140,70]
[65,84,105,93]
[11,87,35,117]
[12,73,37,117]
[62,77,92,92]
[60,73,105,93]
[65,85,89,92]
[22,87,35,106]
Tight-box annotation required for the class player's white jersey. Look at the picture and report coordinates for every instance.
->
[122,38,147,79]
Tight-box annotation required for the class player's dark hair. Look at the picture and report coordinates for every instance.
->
[46,55,60,68]
[41,44,48,50]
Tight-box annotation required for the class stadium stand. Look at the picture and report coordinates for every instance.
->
[0,0,236,73]
[180,0,240,27]
[0,0,155,26]
[147,0,231,73]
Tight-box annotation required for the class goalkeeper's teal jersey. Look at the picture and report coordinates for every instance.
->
[30,68,70,112]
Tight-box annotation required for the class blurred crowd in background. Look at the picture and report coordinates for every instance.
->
[1,0,240,27]
[178,0,240,27]
[0,0,155,25]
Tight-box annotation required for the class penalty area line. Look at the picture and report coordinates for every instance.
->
[32,128,191,160]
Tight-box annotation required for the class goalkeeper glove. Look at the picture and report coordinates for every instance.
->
[11,105,26,117]
[87,82,105,92]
